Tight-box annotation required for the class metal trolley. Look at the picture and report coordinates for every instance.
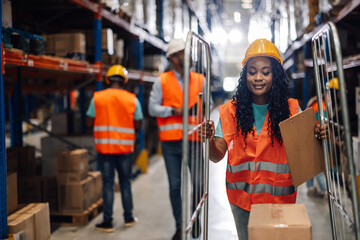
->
[312,22,360,240]
[181,31,211,240]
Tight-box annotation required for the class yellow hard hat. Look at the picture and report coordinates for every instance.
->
[326,78,339,90]
[105,65,128,85]
[242,39,283,66]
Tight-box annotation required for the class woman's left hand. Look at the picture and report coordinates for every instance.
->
[314,123,328,140]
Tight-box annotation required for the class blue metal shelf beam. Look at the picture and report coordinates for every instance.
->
[0,0,9,237]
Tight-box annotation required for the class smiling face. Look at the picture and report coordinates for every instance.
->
[246,56,273,105]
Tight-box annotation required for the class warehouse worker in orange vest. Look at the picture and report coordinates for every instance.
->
[86,65,143,233]
[197,39,327,239]
[148,38,206,240]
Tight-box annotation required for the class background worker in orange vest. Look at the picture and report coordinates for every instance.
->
[148,38,206,240]
[197,39,327,240]
[86,65,143,233]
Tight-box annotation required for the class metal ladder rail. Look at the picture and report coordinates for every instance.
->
[312,21,360,240]
[182,31,211,240]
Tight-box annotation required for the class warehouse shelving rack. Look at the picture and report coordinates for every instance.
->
[0,0,225,238]
[282,0,360,110]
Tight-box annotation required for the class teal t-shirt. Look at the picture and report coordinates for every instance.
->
[86,97,144,120]
[215,104,302,138]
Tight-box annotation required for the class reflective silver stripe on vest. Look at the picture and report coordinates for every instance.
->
[227,161,290,174]
[159,123,183,131]
[253,183,295,195]
[226,181,295,195]
[226,182,253,194]
[227,162,255,173]
[94,126,135,134]
[256,162,290,173]
[95,139,134,145]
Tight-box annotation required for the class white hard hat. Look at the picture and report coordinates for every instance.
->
[166,39,185,58]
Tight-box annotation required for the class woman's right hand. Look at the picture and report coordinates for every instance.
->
[197,120,215,142]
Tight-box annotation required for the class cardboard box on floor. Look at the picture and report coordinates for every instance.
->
[16,203,51,240]
[8,203,50,240]
[279,107,325,187]
[248,204,311,240]
[8,212,35,240]
[58,175,95,213]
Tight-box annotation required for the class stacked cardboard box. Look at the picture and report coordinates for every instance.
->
[6,146,44,205]
[56,149,89,184]
[7,203,51,240]
[41,135,97,176]
[57,149,102,213]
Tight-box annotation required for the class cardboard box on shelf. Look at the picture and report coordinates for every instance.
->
[2,0,12,28]
[45,33,86,60]
[7,172,18,215]
[7,212,35,240]
[16,203,50,240]
[56,149,89,184]
[248,204,311,240]
[58,176,95,213]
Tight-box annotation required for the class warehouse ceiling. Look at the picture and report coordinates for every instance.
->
[221,0,259,80]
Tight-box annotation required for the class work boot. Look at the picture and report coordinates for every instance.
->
[172,228,181,240]
[95,221,114,233]
[124,217,138,227]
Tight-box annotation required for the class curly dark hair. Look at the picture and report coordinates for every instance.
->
[232,57,291,146]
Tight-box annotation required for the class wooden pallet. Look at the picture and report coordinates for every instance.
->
[50,199,103,226]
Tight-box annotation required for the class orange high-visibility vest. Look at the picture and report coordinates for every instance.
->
[93,89,136,154]
[157,71,204,141]
[310,100,326,113]
[219,98,299,211]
